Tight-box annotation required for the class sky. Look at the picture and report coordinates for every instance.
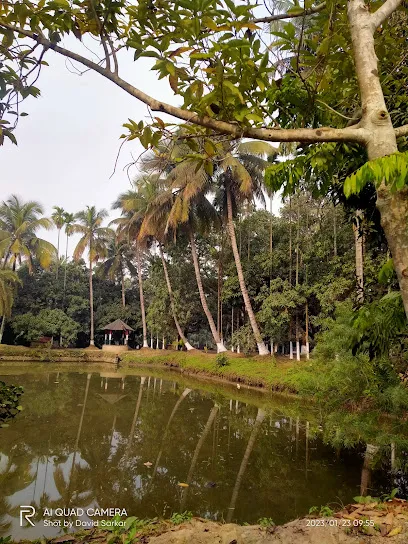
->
[1,34,281,257]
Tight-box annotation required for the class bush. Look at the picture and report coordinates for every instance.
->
[296,300,408,414]
[215,353,230,368]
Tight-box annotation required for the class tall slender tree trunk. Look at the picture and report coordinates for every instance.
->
[89,255,95,346]
[159,245,194,350]
[289,196,293,286]
[0,316,5,344]
[269,192,273,285]
[56,228,60,279]
[225,187,269,355]
[333,206,337,257]
[295,197,300,361]
[121,268,126,307]
[305,301,310,360]
[63,233,69,298]
[353,209,364,304]
[136,245,149,348]
[348,0,408,316]
[188,227,226,352]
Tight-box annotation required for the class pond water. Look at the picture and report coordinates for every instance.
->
[0,368,401,540]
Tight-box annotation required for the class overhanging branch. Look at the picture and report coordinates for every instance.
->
[253,2,326,24]
[0,21,368,144]
[371,0,404,29]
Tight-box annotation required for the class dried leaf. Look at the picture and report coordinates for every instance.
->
[178,482,189,487]
[388,526,403,537]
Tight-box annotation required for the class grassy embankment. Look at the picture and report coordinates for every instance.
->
[119,349,303,393]
[0,344,305,393]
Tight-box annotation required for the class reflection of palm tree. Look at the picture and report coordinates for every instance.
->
[0,451,34,532]
[125,377,146,457]
[151,388,192,481]
[63,373,92,504]
[0,496,12,533]
[180,404,219,510]
[226,408,266,522]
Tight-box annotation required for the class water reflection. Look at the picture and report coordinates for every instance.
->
[0,370,402,539]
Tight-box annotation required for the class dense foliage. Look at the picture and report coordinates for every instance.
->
[0,380,23,427]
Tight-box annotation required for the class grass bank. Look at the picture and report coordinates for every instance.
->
[0,344,306,393]
[0,344,117,364]
[121,349,304,393]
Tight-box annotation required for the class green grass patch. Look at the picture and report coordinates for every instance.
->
[121,350,304,393]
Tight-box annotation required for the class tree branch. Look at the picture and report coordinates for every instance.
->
[371,0,404,29]
[395,124,408,138]
[253,2,326,24]
[0,21,369,144]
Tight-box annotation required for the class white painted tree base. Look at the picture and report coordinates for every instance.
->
[217,342,228,353]
[185,342,195,351]
[257,342,270,356]
[143,340,149,348]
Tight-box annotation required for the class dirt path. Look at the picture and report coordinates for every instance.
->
[146,518,408,543]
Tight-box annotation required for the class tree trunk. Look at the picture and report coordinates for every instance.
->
[305,301,310,360]
[289,196,293,285]
[63,233,69,298]
[353,209,365,304]
[56,228,60,279]
[188,226,226,352]
[159,244,194,350]
[231,306,234,352]
[348,0,408,316]
[136,246,149,348]
[121,268,126,307]
[0,316,5,344]
[225,186,269,355]
[333,206,337,257]
[269,193,273,284]
[89,255,94,346]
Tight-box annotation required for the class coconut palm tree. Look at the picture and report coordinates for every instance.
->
[0,195,55,271]
[122,176,196,350]
[72,207,112,347]
[63,212,75,296]
[214,141,278,355]
[139,158,227,352]
[0,195,56,342]
[112,183,154,349]
[51,206,65,278]
[144,138,276,354]
[97,233,136,307]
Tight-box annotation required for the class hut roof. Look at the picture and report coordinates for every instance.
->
[101,319,134,331]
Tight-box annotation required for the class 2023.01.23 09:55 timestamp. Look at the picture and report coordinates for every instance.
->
[306,518,375,527]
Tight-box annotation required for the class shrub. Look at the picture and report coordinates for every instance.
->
[215,353,230,368]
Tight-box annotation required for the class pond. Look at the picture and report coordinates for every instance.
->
[0,368,401,540]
